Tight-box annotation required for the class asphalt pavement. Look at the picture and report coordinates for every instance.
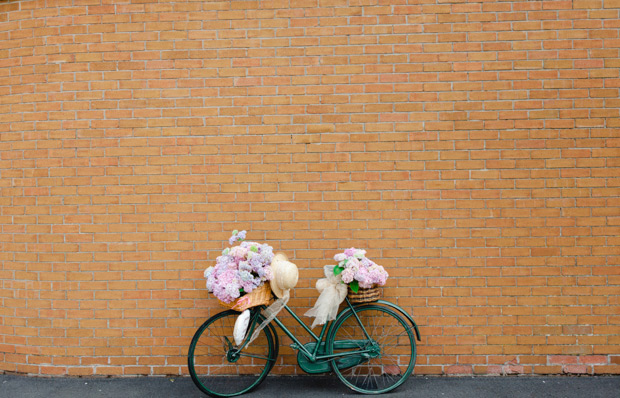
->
[0,374,618,398]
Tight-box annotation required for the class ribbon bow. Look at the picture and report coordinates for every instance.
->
[304,265,348,328]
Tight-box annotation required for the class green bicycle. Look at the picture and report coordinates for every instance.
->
[188,297,421,397]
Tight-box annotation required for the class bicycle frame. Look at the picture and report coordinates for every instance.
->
[239,298,374,365]
[187,298,419,396]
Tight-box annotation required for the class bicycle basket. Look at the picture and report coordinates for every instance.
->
[217,281,274,312]
[347,285,381,304]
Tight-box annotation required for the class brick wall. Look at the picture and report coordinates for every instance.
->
[1,0,619,377]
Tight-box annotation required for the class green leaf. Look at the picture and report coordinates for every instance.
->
[250,245,258,252]
[333,266,344,276]
[349,280,359,293]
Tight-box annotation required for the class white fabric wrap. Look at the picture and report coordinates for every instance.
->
[247,290,289,345]
[304,265,348,328]
[233,309,250,345]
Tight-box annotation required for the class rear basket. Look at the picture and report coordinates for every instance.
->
[347,285,381,304]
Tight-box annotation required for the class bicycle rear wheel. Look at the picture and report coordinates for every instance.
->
[327,305,416,394]
[188,309,277,397]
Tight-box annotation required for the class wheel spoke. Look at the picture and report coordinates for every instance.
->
[328,306,416,394]
[237,352,273,361]
[188,310,276,397]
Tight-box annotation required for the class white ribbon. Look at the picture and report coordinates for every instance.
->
[246,290,289,345]
[304,265,348,329]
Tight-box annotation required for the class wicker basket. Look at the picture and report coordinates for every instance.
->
[218,281,274,312]
[347,285,381,304]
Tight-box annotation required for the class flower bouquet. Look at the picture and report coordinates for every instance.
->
[333,248,389,303]
[204,230,275,311]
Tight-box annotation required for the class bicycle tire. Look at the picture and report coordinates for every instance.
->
[188,309,277,397]
[327,305,416,394]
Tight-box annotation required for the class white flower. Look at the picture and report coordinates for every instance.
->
[354,249,366,258]
[334,253,347,262]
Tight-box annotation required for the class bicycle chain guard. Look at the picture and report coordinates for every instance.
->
[296,340,369,374]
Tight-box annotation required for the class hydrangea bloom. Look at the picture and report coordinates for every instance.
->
[205,231,274,303]
[333,247,388,290]
[228,229,247,245]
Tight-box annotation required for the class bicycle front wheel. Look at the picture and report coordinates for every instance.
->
[188,309,277,397]
[327,305,416,394]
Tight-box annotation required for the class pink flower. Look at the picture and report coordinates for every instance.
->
[205,230,274,303]
[347,257,360,270]
[355,266,374,289]
[344,248,357,257]
[333,247,389,289]
[341,268,355,284]
[369,264,388,286]
[229,246,248,259]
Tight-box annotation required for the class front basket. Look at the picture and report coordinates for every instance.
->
[217,281,274,312]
